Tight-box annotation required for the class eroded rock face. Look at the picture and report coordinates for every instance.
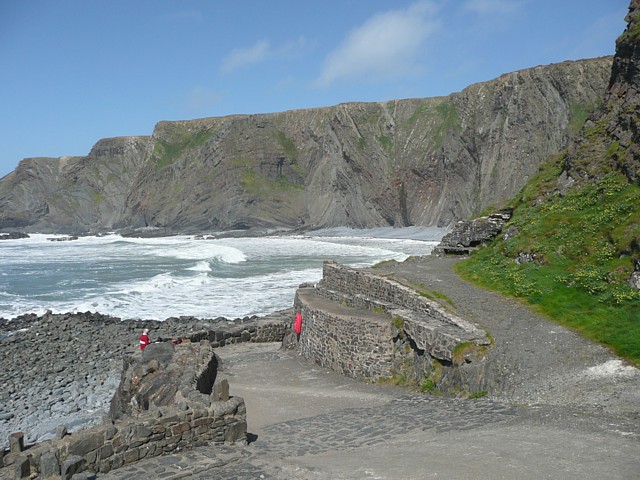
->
[0,58,612,233]
[109,341,219,421]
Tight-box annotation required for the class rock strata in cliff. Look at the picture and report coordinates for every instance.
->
[0,58,612,234]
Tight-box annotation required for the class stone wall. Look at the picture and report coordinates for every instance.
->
[294,261,490,389]
[294,288,395,379]
[11,396,245,478]
[185,320,287,347]
[2,318,290,479]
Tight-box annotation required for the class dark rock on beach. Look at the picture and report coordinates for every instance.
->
[0,232,29,240]
[46,235,79,242]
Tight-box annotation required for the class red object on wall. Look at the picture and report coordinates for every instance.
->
[294,312,302,335]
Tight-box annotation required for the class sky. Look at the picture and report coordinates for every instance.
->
[0,0,630,177]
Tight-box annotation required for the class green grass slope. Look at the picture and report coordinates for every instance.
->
[455,159,640,366]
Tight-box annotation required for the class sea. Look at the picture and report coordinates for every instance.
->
[0,227,447,321]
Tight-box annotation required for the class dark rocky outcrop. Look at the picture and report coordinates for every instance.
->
[0,310,290,449]
[432,209,513,256]
[46,235,78,242]
[0,58,612,234]
[3,339,247,478]
[109,341,219,422]
[0,232,29,240]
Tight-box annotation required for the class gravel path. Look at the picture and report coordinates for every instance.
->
[374,255,640,416]
[98,340,639,480]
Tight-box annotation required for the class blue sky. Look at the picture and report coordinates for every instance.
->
[0,0,629,177]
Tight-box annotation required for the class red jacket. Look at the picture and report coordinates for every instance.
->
[140,334,150,351]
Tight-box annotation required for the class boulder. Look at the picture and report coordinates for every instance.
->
[0,232,29,240]
[432,209,512,255]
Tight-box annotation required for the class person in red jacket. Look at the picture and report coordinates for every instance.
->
[140,328,150,351]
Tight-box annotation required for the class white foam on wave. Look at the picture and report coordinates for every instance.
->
[187,261,212,272]
[130,238,248,264]
[117,271,214,294]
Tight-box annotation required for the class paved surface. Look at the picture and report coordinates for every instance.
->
[98,342,640,480]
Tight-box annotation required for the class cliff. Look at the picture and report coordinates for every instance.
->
[0,58,612,234]
[563,1,640,185]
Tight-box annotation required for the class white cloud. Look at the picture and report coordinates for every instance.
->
[313,1,440,88]
[219,40,271,74]
[461,0,522,15]
[279,36,310,59]
[219,36,309,75]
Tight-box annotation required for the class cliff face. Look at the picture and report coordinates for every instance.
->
[564,0,640,185]
[0,137,148,231]
[0,58,612,234]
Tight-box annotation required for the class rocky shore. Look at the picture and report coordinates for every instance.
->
[0,309,291,450]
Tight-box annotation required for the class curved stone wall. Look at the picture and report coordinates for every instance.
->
[295,261,489,387]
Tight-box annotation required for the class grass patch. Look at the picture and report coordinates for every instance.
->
[392,316,405,331]
[469,390,488,399]
[455,168,640,366]
[91,191,104,206]
[378,134,393,154]
[275,131,298,158]
[371,259,398,268]
[152,125,213,170]
[401,99,462,152]
[378,374,407,387]
[569,101,597,136]
[240,166,304,199]
[420,378,437,393]
[405,280,456,308]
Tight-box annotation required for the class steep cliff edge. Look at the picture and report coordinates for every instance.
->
[0,137,148,232]
[563,2,640,185]
[0,58,612,234]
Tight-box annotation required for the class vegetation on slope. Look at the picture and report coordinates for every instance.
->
[152,124,214,171]
[456,2,640,366]
[455,153,640,366]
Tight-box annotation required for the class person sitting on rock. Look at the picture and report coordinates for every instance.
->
[139,328,150,351]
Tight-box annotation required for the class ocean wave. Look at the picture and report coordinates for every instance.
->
[0,232,444,320]
[187,261,213,272]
